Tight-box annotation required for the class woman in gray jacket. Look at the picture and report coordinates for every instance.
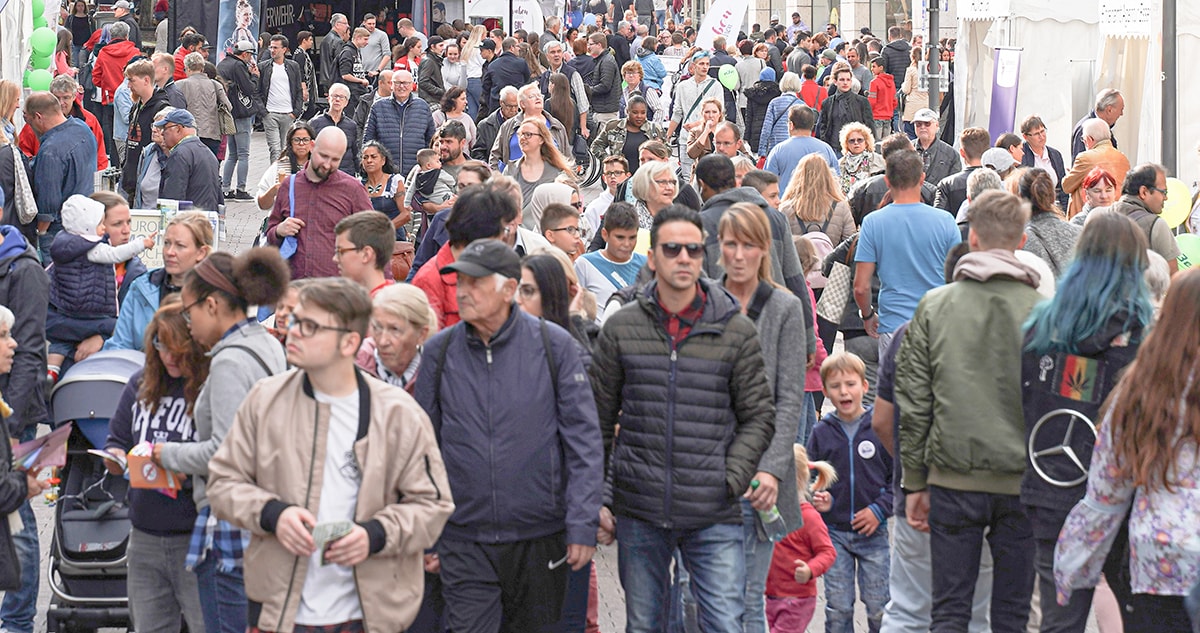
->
[152,248,290,633]
[174,51,233,156]
[717,202,808,633]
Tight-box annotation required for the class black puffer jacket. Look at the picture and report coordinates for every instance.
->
[743,80,781,152]
[590,279,776,529]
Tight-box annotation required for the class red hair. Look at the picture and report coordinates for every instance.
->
[1081,166,1117,190]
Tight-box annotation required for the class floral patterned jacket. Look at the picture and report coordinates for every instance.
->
[1055,397,1200,601]
[589,118,666,161]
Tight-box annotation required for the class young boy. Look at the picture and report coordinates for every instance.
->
[333,210,396,296]
[573,202,646,323]
[405,148,456,230]
[584,156,629,234]
[539,203,583,259]
[867,57,896,142]
[807,351,892,633]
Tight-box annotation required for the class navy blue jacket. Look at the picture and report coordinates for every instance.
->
[482,52,531,111]
[49,232,117,317]
[31,118,96,224]
[1021,144,1069,212]
[414,308,603,546]
[362,95,436,178]
[807,407,893,532]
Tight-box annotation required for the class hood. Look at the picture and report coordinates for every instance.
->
[100,38,138,58]
[885,39,911,53]
[0,226,30,263]
[638,277,741,327]
[701,186,770,212]
[744,82,782,101]
[1076,311,1144,356]
[953,249,1041,289]
[874,73,895,90]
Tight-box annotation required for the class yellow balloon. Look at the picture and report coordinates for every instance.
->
[1161,177,1191,229]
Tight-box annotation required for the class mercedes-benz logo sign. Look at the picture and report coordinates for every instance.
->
[1028,408,1097,488]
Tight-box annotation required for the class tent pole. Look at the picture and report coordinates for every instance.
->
[1162,0,1176,173]
[927,0,939,112]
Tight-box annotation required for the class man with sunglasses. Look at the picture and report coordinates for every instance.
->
[208,277,454,633]
[415,237,603,633]
[590,204,775,633]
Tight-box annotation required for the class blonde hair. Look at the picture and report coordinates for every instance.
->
[165,211,215,250]
[820,351,867,384]
[518,118,573,174]
[717,203,780,288]
[0,80,20,144]
[529,245,598,321]
[792,234,820,277]
[781,154,845,223]
[838,122,875,154]
[699,96,724,119]
[794,444,837,502]
[372,284,438,343]
[465,25,487,55]
[630,160,676,203]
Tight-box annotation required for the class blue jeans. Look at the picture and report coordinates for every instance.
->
[740,500,774,633]
[467,77,483,121]
[796,392,817,445]
[221,117,253,191]
[1,427,39,633]
[667,550,698,633]
[618,517,745,633]
[193,554,247,633]
[824,525,890,633]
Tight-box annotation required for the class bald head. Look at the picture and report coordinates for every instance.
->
[308,126,348,182]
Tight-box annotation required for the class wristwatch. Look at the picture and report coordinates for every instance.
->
[859,306,877,320]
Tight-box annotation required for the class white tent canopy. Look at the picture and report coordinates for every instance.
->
[954,0,1198,188]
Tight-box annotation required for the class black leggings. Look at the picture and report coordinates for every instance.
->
[1124,593,1191,633]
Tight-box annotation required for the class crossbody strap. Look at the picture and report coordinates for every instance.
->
[683,79,716,122]
[288,173,296,219]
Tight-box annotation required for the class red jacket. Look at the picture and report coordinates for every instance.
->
[18,98,109,170]
[411,242,460,329]
[173,46,189,81]
[92,39,140,104]
[799,80,826,112]
[766,502,837,599]
[868,73,897,120]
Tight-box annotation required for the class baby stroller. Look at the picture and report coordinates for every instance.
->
[45,350,144,633]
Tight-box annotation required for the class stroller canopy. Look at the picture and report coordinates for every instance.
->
[51,350,145,448]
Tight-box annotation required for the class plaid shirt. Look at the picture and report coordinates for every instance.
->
[266,168,373,280]
[655,284,706,347]
[185,507,251,572]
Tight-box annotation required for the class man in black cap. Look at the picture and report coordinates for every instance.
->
[113,0,141,49]
[415,232,603,633]
[418,36,447,104]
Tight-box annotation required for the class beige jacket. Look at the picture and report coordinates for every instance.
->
[207,369,454,633]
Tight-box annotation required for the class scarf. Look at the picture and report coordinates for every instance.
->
[840,151,876,193]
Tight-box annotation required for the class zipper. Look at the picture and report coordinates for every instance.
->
[277,400,321,632]
[486,344,499,541]
[845,424,856,526]
[663,346,677,528]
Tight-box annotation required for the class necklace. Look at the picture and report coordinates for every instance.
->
[365,176,387,195]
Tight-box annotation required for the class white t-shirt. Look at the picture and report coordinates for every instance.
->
[295,390,364,626]
[267,61,293,114]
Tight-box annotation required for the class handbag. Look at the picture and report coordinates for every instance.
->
[9,144,38,225]
[816,261,853,323]
[278,176,298,259]
[215,81,237,136]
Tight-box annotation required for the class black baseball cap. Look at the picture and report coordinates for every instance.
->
[440,239,521,279]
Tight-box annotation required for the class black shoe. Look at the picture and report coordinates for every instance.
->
[233,190,253,200]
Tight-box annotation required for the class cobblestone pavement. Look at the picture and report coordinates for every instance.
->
[22,130,1095,633]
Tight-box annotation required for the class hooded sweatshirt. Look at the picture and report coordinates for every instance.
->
[0,226,49,434]
[867,72,896,120]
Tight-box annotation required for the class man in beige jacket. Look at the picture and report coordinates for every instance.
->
[208,278,454,633]
[1061,117,1130,218]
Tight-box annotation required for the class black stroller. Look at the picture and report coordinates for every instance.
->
[45,350,144,633]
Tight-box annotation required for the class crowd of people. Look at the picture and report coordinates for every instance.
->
[0,4,1199,633]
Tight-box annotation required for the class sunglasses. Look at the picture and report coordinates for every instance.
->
[658,242,703,259]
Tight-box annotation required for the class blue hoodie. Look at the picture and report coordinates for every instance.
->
[807,405,894,533]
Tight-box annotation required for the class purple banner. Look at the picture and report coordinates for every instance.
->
[988,47,1022,141]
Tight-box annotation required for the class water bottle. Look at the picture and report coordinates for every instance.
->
[750,479,789,542]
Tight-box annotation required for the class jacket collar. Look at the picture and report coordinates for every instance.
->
[301,367,373,441]
[637,278,740,331]
[464,303,522,348]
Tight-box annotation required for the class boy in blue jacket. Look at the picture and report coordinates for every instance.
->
[807,351,892,633]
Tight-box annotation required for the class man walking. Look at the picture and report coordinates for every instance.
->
[338,28,372,120]
[208,277,454,633]
[320,13,350,95]
[294,31,318,118]
[482,38,530,112]
[933,127,989,215]
[259,35,304,162]
[217,41,263,200]
[415,235,603,632]
[417,36,447,105]
[764,105,838,194]
[1070,89,1123,161]
[157,110,223,211]
[590,204,776,633]
[26,92,96,257]
[911,108,960,187]
[359,13,392,81]
[363,70,436,178]
[17,76,107,170]
[584,33,620,126]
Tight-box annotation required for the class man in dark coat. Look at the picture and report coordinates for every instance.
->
[482,38,531,112]
[157,110,224,211]
[817,65,872,153]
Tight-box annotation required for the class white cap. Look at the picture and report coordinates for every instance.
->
[913,108,938,123]
[981,147,1017,173]
[62,195,105,242]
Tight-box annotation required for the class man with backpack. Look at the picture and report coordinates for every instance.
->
[1109,163,1180,274]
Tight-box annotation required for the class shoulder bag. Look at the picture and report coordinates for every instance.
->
[214,81,237,136]
[8,144,38,225]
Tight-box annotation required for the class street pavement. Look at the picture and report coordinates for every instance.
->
[19,130,1095,633]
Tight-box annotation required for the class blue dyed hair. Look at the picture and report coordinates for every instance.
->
[1024,213,1154,355]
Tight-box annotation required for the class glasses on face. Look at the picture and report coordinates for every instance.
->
[292,136,312,144]
[549,225,581,236]
[152,336,167,352]
[287,314,351,338]
[180,297,203,324]
[334,245,363,258]
[604,170,628,177]
[1150,186,1168,195]
[517,283,539,298]
[518,131,538,139]
[653,178,677,188]
[658,242,703,259]
[847,137,866,145]
[369,320,407,340]
[913,121,934,128]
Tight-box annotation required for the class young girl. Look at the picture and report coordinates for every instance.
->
[793,235,828,444]
[765,445,837,633]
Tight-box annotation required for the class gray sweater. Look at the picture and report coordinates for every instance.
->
[746,285,809,531]
[1021,211,1081,279]
[159,323,287,508]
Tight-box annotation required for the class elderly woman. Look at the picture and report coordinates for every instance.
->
[490,83,572,170]
[589,96,665,175]
[356,284,437,392]
[630,160,678,233]
[758,71,804,157]
[619,60,650,119]
[837,122,884,194]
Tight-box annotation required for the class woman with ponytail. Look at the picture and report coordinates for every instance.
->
[150,247,290,633]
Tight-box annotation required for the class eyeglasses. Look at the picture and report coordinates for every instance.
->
[518,131,539,139]
[847,138,866,145]
[369,320,407,340]
[913,121,934,127]
[604,170,628,177]
[180,297,203,324]
[658,242,703,259]
[292,137,312,144]
[653,178,677,188]
[287,315,352,338]
[517,283,540,298]
[1149,186,1168,195]
[334,246,364,258]
[329,94,349,101]
[549,225,581,236]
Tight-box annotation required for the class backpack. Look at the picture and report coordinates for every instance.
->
[801,202,837,288]
[1125,206,1160,250]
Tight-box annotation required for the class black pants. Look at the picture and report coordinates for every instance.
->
[929,485,1035,633]
[437,532,568,633]
[1125,593,1191,633]
[1029,505,1092,633]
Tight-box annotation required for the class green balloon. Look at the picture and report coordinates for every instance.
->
[32,16,47,28]
[23,69,31,88]
[718,65,739,91]
[30,54,52,70]
[27,68,53,91]
[1177,234,1200,270]
[31,0,45,17]
[31,27,56,57]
